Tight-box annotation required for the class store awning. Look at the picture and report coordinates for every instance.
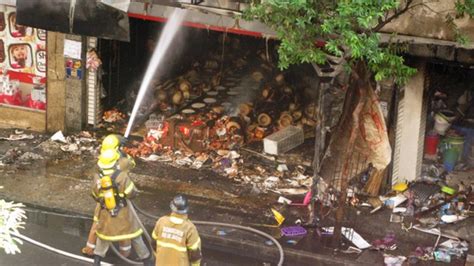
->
[15,0,130,42]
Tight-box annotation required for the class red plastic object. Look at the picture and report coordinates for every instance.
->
[425,134,440,156]
[290,190,312,207]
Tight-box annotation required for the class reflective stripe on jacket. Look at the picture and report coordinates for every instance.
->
[152,214,202,266]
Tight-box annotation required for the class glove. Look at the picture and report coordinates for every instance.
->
[119,136,128,146]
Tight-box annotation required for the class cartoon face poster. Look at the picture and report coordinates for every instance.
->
[0,6,46,77]
[8,43,32,69]
[8,12,33,39]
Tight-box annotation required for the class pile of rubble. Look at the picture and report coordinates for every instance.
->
[331,161,474,264]
[136,145,313,193]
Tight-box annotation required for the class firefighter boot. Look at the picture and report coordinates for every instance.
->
[81,245,94,256]
[93,255,102,266]
[143,255,155,266]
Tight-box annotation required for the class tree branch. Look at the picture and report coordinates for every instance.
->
[372,0,415,32]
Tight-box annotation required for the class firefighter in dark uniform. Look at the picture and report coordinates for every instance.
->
[152,195,202,266]
[91,149,153,266]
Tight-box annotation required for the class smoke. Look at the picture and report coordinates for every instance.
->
[226,76,261,117]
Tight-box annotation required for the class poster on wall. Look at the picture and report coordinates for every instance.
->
[0,5,46,77]
[0,5,47,111]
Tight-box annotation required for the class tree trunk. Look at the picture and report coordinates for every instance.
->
[331,61,369,247]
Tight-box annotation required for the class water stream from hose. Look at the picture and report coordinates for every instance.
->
[125,9,187,138]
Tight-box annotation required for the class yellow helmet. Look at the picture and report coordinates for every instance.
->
[101,134,121,153]
[98,149,120,169]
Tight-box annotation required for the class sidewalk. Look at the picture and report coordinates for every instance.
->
[0,128,471,265]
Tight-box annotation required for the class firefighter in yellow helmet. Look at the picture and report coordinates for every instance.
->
[152,195,202,266]
[82,134,136,256]
[91,149,153,266]
[101,134,136,171]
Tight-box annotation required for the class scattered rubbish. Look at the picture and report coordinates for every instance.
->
[322,227,371,249]
[372,233,397,251]
[277,164,288,172]
[264,240,274,246]
[412,225,460,240]
[439,239,469,257]
[50,131,67,143]
[0,133,34,141]
[392,207,407,213]
[286,239,297,245]
[441,186,456,195]
[411,246,434,261]
[263,176,280,189]
[103,109,126,123]
[392,183,408,192]
[276,188,308,195]
[440,214,467,224]
[382,194,407,209]
[216,230,227,236]
[341,246,362,254]
[383,255,406,266]
[271,208,285,226]
[289,190,312,206]
[280,226,307,237]
[433,250,451,263]
[410,182,440,203]
[60,143,79,152]
[141,154,172,162]
[18,152,43,161]
[389,214,404,223]
[175,157,193,166]
[277,196,292,205]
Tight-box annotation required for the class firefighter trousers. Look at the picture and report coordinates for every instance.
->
[94,235,150,259]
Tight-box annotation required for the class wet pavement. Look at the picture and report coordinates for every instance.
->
[0,207,265,266]
[0,127,471,265]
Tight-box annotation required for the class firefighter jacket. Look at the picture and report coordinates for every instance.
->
[91,170,142,241]
[152,213,202,266]
[118,151,136,171]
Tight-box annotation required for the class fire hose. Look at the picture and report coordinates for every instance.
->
[131,202,285,266]
[21,202,285,266]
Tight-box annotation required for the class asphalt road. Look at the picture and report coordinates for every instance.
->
[0,209,263,266]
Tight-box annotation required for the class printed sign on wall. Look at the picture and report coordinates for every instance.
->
[0,5,46,77]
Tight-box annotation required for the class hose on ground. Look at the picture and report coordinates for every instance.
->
[25,203,285,266]
[26,206,150,266]
[131,202,285,266]
[12,232,114,266]
[110,244,142,265]
[108,200,156,266]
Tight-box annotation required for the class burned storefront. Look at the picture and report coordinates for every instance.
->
[93,15,344,194]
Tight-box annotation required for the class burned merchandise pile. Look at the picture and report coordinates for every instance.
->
[102,36,320,192]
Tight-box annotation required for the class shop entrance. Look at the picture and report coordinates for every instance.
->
[423,62,474,173]
[95,16,333,194]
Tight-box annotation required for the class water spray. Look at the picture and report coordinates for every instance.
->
[125,9,187,138]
